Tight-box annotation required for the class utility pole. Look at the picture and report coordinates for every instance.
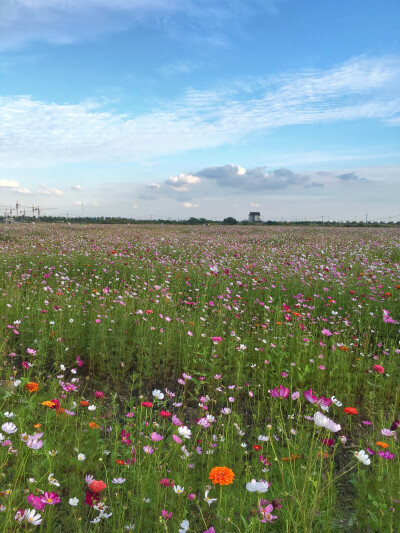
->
[366,213,368,224]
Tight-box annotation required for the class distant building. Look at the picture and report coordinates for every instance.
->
[249,211,261,223]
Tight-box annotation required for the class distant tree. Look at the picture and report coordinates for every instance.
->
[222,217,238,225]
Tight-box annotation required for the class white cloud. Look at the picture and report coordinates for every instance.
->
[0,0,280,51]
[250,202,260,207]
[1,56,399,168]
[147,182,161,189]
[71,185,83,190]
[0,179,19,187]
[183,202,199,208]
[38,184,64,196]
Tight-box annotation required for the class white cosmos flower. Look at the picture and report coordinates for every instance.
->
[4,412,15,418]
[48,473,60,487]
[204,490,217,506]
[314,412,341,432]
[1,422,17,434]
[258,434,269,441]
[173,485,185,494]
[331,396,342,407]
[112,477,126,484]
[152,389,165,400]
[246,479,270,493]
[24,509,42,525]
[88,405,96,411]
[178,426,192,439]
[179,519,190,533]
[69,497,79,506]
[13,380,21,387]
[354,450,371,465]
[77,453,86,461]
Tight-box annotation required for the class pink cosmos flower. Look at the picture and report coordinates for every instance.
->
[173,434,182,444]
[40,491,61,505]
[151,432,164,442]
[143,445,154,454]
[321,329,332,336]
[258,501,278,523]
[212,337,222,343]
[171,415,182,426]
[161,510,173,519]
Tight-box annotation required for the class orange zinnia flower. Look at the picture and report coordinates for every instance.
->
[33,423,41,428]
[375,441,389,449]
[89,422,99,429]
[209,466,235,485]
[25,382,39,393]
[344,407,358,415]
[80,401,90,407]
[42,401,56,408]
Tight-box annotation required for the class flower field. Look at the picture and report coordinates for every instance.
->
[0,223,399,532]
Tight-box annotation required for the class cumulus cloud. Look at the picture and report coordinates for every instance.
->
[71,185,83,190]
[0,179,19,187]
[194,164,313,190]
[147,182,161,189]
[337,172,359,181]
[183,202,199,208]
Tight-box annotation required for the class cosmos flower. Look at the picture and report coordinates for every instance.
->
[269,385,290,399]
[178,426,192,439]
[23,509,42,525]
[152,389,165,400]
[354,450,371,465]
[40,491,61,505]
[179,519,190,533]
[2,423,17,434]
[204,490,217,506]
[314,412,341,432]
[246,479,270,493]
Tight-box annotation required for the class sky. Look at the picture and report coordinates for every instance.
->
[0,0,399,221]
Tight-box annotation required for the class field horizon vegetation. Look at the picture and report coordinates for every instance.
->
[0,223,399,532]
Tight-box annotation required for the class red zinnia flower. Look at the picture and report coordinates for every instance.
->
[141,402,153,408]
[160,410,171,417]
[253,445,262,451]
[88,480,107,493]
[373,365,384,374]
[344,407,358,415]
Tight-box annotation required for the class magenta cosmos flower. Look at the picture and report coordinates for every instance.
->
[303,388,332,411]
[269,385,289,399]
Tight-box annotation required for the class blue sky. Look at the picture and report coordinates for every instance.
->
[0,0,399,220]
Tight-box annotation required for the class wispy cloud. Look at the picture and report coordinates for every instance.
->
[38,184,64,196]
[0,0,280,51]
[1,56,399,168]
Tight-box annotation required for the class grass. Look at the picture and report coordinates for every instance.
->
[0,223,399,532]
